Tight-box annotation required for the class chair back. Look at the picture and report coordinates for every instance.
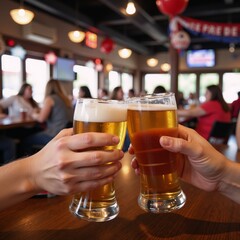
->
[208,121,235,144]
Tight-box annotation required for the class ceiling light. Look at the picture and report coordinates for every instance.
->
[147,58,158,67]
[68,30,85,43]
[161,63,171,72]
[118,48,132,59]
[126,1,136,15]
[105,63,113,72]
[10,8,34,25]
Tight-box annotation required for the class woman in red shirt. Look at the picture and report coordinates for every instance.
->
[178,85,231,139]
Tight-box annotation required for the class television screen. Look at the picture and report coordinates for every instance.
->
[186,49,215,68]
[53,57,75,81]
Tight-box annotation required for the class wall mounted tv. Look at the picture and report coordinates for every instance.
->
[53,57,75,81]
[186,49,215,68]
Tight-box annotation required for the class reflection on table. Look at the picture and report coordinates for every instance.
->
[0,116,37,130]
[0,144,240,239]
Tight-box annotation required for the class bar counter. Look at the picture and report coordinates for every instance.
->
[0,147,240,240]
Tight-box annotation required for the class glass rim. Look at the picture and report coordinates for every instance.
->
[76,98,126,104]
[126,92,175,101]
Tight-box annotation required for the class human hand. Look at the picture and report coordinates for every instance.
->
[28,129,124,195]
[130,124,227,192]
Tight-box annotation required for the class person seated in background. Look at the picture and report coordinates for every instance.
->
[130,124,240,205]
[128,88,135,98]
[79,86,93,98]
[177,91,188,109]
[0,83,39,118]
[21,79,73,155]
[153,85,166,94]
[98,88,109,99]
[110,86,124,100]
[230,91,240,120]
[178,85,231,140]
[187,92,199,108]
[0,129,123,211]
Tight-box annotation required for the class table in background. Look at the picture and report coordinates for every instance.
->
[1,144,240,240]
[0,117,37,130]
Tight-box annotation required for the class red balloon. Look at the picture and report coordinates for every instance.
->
[100,38,114,54]
[156,0,189,17]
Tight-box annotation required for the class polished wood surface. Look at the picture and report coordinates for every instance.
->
[0,117,36,130]
[0,141,240,240]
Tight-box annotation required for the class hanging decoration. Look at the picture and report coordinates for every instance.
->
[95,58,103,72]
[170,16,240,43]
[10,44,27,59]
[85,60,95,68]
[100,37,114,54]
[156,0,189,17]
[171,30,190,50]
[6,38,16,47]
[0,35,6,54]
[44,51,57,64]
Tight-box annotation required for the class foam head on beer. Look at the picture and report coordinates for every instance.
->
[74,99,127,122]
[127,103,177,111]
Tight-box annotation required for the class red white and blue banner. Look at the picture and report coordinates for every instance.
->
[170,16,240,43]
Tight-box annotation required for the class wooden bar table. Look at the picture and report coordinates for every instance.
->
[0,150,240,240]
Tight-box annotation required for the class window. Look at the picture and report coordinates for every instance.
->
[222,73,240,103]
[178,73,197,99]
[73,65,98,99]
[121,73,133,98]
[26,58,50,103]
[1,54,22,98]
[199,73,219,102]
[109,71,121,92]
[144,73,170,94]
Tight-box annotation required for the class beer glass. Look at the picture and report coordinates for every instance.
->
[127,93,186,213]
[69,98,127,222]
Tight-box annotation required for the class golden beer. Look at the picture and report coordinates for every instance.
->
[127,93,186,213]
[69,99,127,222]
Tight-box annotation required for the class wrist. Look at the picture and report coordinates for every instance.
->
[218,160,240,204]
[23,155,42,194]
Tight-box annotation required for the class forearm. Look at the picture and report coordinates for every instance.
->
[0,157,40,211]
[218,160,240,204]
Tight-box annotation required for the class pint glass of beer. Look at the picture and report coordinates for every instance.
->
[69,98,127,222]
[127,93,186,213]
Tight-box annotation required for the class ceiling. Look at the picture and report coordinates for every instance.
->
[23,0,240,56]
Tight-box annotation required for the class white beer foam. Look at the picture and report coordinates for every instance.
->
[74,101,127,122]
[128,103,177,111]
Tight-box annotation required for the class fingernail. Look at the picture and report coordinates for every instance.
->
[161,136,172,147]
[112,136,119,144]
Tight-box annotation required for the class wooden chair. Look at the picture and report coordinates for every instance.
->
[208,121,235,145]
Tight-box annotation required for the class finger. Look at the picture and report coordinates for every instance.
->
[160,135,203,158]
[66,132,120,150]
[131,157,138,169]
[54,128,73,139]
[70,176,116,194]
[128,144,135,155]
[73,162,122,182]
[65,149,124,169]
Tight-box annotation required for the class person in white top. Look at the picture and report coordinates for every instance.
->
[0,83,39,118]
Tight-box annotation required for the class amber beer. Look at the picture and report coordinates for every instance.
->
[127,93,186,213]
[69,99,127,222]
